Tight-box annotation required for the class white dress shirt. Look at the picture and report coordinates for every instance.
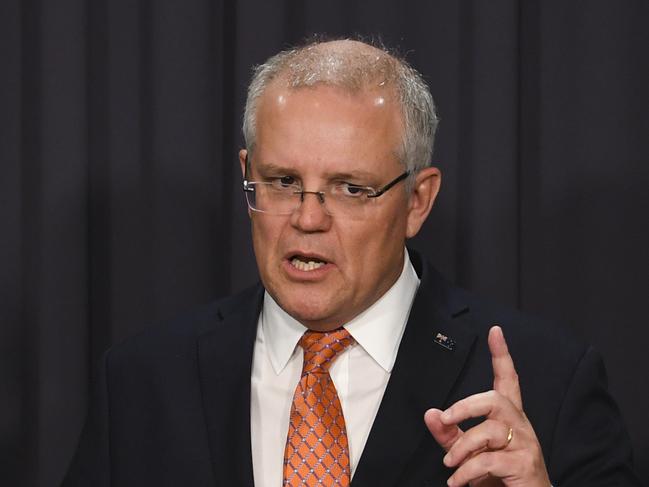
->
[250,251,420,487]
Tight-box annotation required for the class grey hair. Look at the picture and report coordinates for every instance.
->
[242,39,438,190]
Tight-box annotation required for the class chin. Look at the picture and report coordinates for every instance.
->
[262,267,348,326]
[283,300,330,323]
[276,294,341,329]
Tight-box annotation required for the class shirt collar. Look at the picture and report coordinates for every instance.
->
[262,249,421,374]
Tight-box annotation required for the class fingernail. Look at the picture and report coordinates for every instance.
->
[447,477,455,487]
[443,452,453,466]
[441,410,452,422]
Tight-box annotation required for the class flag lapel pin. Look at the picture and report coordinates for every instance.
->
[434,332,456,351]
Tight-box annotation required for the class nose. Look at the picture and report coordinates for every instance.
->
[290,191,332,232]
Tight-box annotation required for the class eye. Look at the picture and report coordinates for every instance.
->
[335,182,370,198]
[270,176,298,189]
[279,176,296,186]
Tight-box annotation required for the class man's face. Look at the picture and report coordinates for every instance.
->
[242,83,422,331]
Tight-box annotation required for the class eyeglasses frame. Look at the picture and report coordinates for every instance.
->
[242,153,411,214]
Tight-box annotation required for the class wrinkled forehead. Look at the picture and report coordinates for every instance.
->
[263,77,400,110]
[250,82,404,179]
[254,80,404,147]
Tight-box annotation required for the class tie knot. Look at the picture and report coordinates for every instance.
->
[299,328,353,374]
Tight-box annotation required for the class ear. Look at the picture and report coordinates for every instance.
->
[238,149,248,178]
[406,166,441,238]
[239,149,253,218]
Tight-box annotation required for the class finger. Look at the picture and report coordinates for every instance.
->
[447,451,504,487]
[424,408,463,451]
[489,325,523,410]
[448,448,550,487]
[440,390,519,426]
[443,419,513,468]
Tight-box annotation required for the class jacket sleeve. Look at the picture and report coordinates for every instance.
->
[60,351,111,487]
[549,346,643,486]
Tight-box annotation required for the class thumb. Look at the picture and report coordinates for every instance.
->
[424,408,463,451]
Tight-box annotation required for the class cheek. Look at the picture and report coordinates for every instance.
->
[333,224,366,265]
[252,216,292,274]
[337,223,388,275]
[358,210,407,263]
[251,220,276,263]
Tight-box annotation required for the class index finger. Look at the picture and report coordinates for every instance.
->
[488,325,523,410]
[424,408,463,452]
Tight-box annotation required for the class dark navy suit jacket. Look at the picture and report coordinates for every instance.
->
[63,252,641,486]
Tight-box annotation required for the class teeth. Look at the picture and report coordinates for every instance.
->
[291,257,325,271]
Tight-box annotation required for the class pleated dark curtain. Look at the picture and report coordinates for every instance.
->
[1,1,648,485]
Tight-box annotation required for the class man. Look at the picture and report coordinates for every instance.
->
[63,39,641,486]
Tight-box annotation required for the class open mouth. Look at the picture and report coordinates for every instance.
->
[289,254,328,272]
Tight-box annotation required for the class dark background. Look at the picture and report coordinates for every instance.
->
[1,1,648,485]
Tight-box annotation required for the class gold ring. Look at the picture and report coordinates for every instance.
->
[506,427,514,446]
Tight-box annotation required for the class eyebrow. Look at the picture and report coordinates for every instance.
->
[253,162,294,174]
[252,161,378,182]
[326,170,377,183]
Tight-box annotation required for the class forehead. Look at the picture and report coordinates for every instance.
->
[253,82,403,176]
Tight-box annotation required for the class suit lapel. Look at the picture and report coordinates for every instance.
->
[197,285,263,487]
[352,262,478,486]
[194,259,478,486]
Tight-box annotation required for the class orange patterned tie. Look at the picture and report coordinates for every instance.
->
[283,328,354,486]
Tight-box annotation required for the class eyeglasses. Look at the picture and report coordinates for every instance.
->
[242,164,410,219]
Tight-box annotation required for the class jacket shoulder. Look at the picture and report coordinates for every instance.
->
[106,283,263,364]
[413,251,588,364]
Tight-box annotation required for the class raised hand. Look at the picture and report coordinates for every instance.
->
[424,326,551,487]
